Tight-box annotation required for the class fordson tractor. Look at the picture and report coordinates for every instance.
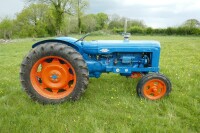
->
[20,34,171,104]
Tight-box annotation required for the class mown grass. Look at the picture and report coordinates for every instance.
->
[0,35,199,133]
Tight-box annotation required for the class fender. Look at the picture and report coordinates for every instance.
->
[32,37,82,53]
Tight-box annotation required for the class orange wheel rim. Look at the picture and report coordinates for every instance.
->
[143,79,166,100]
[30,56,76,99]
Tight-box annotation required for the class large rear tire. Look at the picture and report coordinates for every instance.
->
[136,73,171,100]
[20,43,89,104]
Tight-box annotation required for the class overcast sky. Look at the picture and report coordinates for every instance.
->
[0,0,200,28]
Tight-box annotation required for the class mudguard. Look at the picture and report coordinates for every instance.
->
[32,37,82,53]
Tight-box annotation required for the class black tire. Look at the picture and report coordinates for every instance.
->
[136,73,171,100]
[20,43,89,104]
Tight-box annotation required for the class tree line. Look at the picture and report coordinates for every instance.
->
[0,0,200,39]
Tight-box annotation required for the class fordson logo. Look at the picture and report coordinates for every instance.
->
[100,49,109,53]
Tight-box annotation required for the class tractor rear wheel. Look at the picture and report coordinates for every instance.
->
[136,73,171,100]
[20,43,89,104]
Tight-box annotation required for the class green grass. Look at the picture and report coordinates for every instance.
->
[0,35,199,133]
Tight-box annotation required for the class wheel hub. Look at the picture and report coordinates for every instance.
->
[41,64,70,89]
[152,86,158,92]
[51,74,58,81]
[49,71,61,82]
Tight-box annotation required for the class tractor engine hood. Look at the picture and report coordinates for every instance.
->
[83,40,160,54]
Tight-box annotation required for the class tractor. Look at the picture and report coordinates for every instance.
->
[20,33,171,104]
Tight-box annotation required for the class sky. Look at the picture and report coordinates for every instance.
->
[0,0,200,28]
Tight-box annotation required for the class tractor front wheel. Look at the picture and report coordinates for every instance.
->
[20,43,89,104]
[136,73,171,100]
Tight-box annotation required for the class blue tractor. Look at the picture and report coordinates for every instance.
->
[20,34,171,104]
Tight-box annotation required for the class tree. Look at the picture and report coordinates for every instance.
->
[73,0,89,34]
[182,19,200,28]
[15,4,50,37]
[96,13,108,30]
[27,0,73,35]
[129,26,145,34]
[66,16,79,33]
[108,14,123,29]
[129,20,146,28]
[108,15,145,31]
[0,17,13,39]
[82,14,97,32]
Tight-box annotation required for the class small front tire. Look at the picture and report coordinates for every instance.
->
[136,73,171,100]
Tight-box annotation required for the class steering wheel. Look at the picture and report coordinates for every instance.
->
[74,33,91,43]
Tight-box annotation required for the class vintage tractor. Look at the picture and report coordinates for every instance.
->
[20,33,171,104]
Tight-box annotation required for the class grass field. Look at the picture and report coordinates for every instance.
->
[0,35,199,133]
